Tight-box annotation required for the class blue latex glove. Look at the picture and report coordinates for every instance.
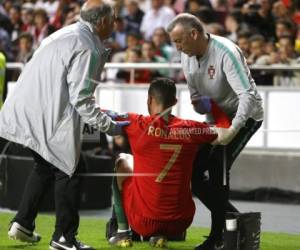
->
[104,110,128,120]
[107,120,130,136]
[191,96,212,114]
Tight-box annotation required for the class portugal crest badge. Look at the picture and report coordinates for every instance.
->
[208,65,215,79]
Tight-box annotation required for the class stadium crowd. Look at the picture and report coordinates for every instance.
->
[1,0,300,86]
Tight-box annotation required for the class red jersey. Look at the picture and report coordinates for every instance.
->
[122,113,217,221]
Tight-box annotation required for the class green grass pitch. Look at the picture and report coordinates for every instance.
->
[0,212,299,250]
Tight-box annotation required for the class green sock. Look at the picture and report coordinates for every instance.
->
[112,177,129,230]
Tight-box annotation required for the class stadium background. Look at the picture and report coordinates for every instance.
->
[0,0,300,248]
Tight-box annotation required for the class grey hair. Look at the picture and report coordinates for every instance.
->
[80,2,113,26]
[166,13,204,34]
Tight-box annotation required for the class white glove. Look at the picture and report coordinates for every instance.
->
[212,126,238,145]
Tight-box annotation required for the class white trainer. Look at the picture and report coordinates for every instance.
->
[8,222,41,243]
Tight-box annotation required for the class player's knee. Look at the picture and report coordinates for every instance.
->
[115,153,133,173]
[115,159,131,174]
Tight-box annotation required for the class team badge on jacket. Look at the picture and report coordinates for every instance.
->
[208,65,215,79]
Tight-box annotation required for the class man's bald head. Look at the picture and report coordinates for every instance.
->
[80,0,114,26]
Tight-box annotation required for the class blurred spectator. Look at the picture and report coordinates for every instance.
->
[21,4,35,32]
[126,31,142,50]
[111,31,142,62]
[9,4,23,43]
[151,27,175,61]
[243,0,275,40]
[186,0,212,14]
[206,22,226,36]
[35,0,59,20]
[116,47,152,83]
[293,0,300,25]
[31,8,55,48]
[140,0,175,40]
[0,3,13,34]
[141,40,168,77]
[265,40,277,54]
[248,34,267,65]
[277,35,298,61]
[211,0,229,24]
[248,34,274,85]
[275,18,296,41]
[165,0,177,13]
[3,0,13,15]
[273,36,300,86]
[61,1,81,27]
[123,0,144,34]
[15,32,34,63]
[272,0,291,21]
[138,0,152,12]
[110,17,127,52]
[237,30,251,58]
[224,9,246,42]
[0,28,13,61]
[194,6,217,24]
[165,0,186,13]
[141,40,165,63]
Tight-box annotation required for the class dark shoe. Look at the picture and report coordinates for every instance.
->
[8,222,41,243]
[105,217,118,240]
[49,236,94,250]
[149,236,167,248]
[74,239,95,250]
[194,236,225,250]
[109,231,132,247]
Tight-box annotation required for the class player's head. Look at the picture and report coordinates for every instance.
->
[147,78,177,115]
[80,0,115,40]
[167,13,205,57]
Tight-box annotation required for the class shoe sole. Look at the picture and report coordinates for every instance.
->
[8,226,40,243]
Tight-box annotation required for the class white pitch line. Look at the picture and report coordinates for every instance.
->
[259,129,300,133]
[77,173,157,177]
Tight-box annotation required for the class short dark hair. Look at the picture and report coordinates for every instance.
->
[148,78,177,108]
[249,34,265,43]
[18,32,33,44]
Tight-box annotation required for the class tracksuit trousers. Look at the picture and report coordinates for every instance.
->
[14,150,82,243]
[192,118,262,240]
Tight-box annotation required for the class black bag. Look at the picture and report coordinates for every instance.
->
[225,212,261,250]
[0,141,55,210]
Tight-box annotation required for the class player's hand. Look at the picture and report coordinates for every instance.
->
[104,110,128,120]
[191,96,212,114]
[211,126,238,145]
[107,120,130,136]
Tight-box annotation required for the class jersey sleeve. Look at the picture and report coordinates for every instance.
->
[118,112,143,137]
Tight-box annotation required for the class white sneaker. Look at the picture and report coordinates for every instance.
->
[8,222,41,243]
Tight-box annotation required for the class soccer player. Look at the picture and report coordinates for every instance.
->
[167,13,264,250]
[107,78,218,248]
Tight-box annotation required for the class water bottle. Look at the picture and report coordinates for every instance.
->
[224,212,240,250]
